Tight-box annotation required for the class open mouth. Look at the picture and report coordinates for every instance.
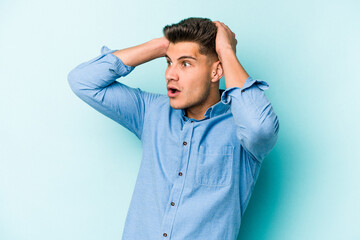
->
[167,87,181,97]
[170,88,178,93]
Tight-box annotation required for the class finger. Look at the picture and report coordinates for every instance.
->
[213,21,221,29]
[213,21,221,26]
[219,22,231,31]
[219,22,227,27]
[215,21,225,27]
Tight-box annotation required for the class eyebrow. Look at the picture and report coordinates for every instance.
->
[165,54,197,61]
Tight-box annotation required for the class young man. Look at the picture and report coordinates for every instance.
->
[68,17,279,240]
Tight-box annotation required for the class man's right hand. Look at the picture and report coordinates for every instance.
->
[111,37,170,67]
[154,36,170,57]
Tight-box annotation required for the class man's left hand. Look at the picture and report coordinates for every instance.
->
[213,21,237,57]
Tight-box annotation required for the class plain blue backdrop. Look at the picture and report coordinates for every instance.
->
[0,0,359,239]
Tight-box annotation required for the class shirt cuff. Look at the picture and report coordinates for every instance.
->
[100,45,135,77]
[220,76,270,104]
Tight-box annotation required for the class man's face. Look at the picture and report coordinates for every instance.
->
[165,41,216,110]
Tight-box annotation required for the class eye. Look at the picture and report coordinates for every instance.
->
[182,61,190,67]
[166,61,172,66]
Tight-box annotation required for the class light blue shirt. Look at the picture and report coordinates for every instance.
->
[67,45,280,240]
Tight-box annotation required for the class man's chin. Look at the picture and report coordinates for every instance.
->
[169,100,185,109]
[169,104,183,109]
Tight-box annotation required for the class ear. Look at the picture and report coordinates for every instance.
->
[210,60,224,83]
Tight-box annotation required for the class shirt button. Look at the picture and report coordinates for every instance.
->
[178,172,183,176]
[183,141,187,146]
[163,233,167,237]
[171,202,175,206]
[241,89,245,92]
[191,120,194,123]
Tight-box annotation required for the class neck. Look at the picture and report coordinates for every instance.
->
[185,89,221,120]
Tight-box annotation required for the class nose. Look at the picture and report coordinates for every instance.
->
[165,65,179,82]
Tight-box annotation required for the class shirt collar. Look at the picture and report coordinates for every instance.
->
[181,89,230,122]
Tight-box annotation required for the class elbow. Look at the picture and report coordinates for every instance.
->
[237,113,279,160]
[67,69,80,94]
[241,112,279,140]
[67,68,89,97]
[256,113,279,146]
[67,68,78,92]
[242,124,277,149]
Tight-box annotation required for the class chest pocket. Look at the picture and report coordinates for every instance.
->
[195,145,234,186]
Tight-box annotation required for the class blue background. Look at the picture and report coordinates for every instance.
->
[0,0,359,239]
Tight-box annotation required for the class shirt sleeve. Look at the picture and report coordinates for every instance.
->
[67,45,162,140]
[220,76,280,163]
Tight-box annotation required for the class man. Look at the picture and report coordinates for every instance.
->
[68,17,279,240]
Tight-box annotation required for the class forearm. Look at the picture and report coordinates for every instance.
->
[218,47,249,89]
[219,48,278,161]
[67,45,134,94]
[112,37,168,67]
[67,44,162,139]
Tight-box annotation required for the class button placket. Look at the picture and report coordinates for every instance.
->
[160,118,194,238]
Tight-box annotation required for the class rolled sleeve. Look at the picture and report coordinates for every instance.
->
[221,76,270,104]
[101,45,135,77]
[67,45,161,140]
[67,45,135,92]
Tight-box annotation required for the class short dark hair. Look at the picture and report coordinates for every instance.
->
[163,17,218,61]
